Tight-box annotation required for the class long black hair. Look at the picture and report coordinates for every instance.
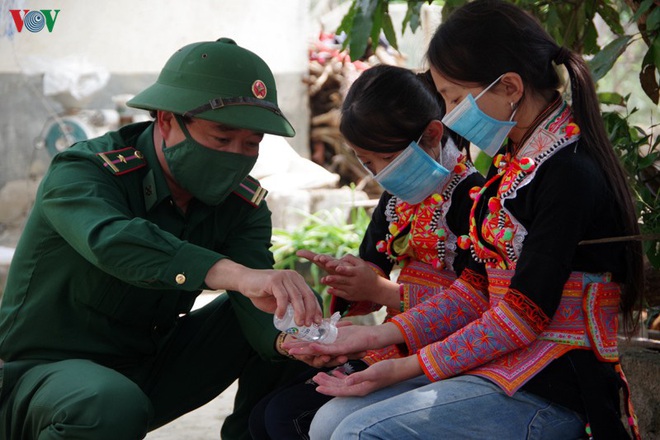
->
[427,0,643,328]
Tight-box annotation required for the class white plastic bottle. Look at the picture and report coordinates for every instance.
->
[274,304,340,344]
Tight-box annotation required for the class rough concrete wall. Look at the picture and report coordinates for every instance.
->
[620,342,660,439]
[0,71,307,188]
[0,0,311,188]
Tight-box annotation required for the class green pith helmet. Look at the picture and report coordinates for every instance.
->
[127,38,295,137]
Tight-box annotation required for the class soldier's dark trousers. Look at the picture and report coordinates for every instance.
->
[0,294,307,440]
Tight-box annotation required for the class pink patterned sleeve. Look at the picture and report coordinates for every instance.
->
[399,269,456,311]
[391,269,490,353]
[417,289,551,381]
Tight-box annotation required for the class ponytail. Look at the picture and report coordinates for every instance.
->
[558,47,644,330]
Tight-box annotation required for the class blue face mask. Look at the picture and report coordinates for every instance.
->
[372,138,450,204]
[441,74,517,157]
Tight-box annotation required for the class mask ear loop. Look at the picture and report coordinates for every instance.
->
[474,73,506,100]
[174,114,195,140]
[506,99,523,155]
[508,104,519,122]
[416,130,443,166]
[162,114,193,152]
[415,131,425,145]
[474,73,522,123]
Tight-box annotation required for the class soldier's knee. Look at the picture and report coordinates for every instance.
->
[26,362,152,440]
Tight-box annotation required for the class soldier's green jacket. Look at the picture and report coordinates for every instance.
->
[0,121,280,366]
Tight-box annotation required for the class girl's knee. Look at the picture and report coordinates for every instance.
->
[309,400,344,440]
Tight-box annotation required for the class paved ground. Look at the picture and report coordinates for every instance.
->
[146,381,237,440]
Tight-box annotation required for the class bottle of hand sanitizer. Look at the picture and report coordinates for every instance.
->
[274,304,340,344]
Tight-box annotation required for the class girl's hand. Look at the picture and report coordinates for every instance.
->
[277,332,349,368]
[283,321,403,358]
[296,250,341,274]
[297,251,400,309]
[312,356,423,397]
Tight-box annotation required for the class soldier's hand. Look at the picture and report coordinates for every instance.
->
[205,259,322,326]
[242,268,322,326]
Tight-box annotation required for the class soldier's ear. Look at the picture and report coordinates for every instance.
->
[157,111,176,142]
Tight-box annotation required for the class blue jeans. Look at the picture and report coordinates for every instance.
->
[309,375,586,440]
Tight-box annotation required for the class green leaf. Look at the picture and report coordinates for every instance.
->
[336,1,358,45]
[348,0,379,61]
[583,22,599,55]
[349,13,371,60]
[406,0,423,33]
[382,11,398,49]
[651,31,660,69]
[584,0,596,20]
[473,151,492,176]
[597,92,626,105]
[441,0,466,22]
[640,35,660,104]
[596,2,624,35]
[370,0,384,52]
[631,0,654,23]
[589,35,632,82]
[402,0,423,34]
[639,151,659,168]
[646,6,660,31]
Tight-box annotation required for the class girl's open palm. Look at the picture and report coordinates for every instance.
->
[312,357,423,397]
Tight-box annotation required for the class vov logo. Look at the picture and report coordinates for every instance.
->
[9,9,60,33]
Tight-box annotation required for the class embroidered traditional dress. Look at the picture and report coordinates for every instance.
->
[392,97,638,439]
[332,140,484,364]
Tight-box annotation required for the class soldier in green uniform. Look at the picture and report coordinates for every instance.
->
[0,38,322,440]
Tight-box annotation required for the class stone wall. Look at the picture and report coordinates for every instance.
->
[620,341,660,439]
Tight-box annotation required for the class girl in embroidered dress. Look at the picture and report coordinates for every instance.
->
[249,65,484,439]
[285,1,644,439]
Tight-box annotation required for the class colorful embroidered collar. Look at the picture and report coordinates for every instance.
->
[378,141,477,271]
[457,98,581,269]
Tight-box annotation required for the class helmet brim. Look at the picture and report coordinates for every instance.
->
[127,82,296,138]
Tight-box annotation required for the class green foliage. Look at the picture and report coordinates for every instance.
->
[270,206,371,294]
[603,103,660,267]
[473,150,492,176]
[589,35,633,82]
[337,0,659,104]
[337,0,434,59]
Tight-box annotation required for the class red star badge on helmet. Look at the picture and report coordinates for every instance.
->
[252,80,267,99]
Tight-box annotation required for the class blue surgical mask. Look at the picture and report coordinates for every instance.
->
[442,74,517,156]
[372,138,450,204]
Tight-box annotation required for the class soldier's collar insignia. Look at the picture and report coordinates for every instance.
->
[233,175,268,208]
[97,147,146,176]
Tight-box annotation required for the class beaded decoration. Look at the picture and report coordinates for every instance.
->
[457,100,581,269]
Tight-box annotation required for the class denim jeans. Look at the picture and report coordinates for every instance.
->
[309,375,585,440]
